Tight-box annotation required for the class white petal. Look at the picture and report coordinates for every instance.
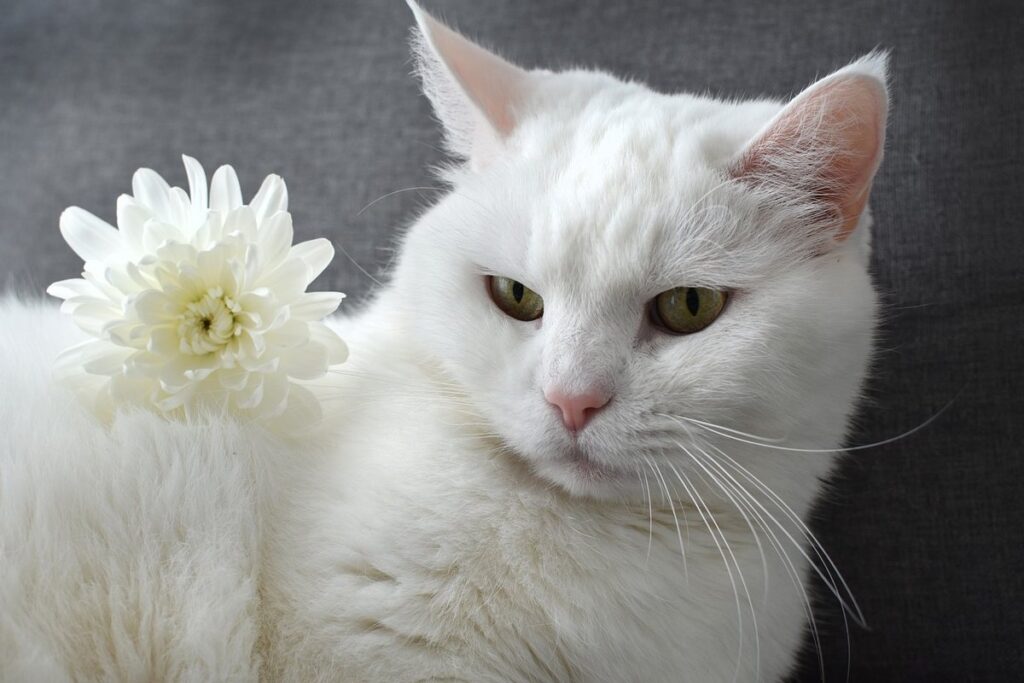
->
[273,383,321,431]
[266,318,309,348]
[128,290,177,325]
[257,373,289,417]
[116,194,150,255]
[223,206,258,242]
[68,302,121,336]
[182,155,208,226]
[60,207,122,263]
[309,321,348,365]
[132,168,174,222]
[218,368,249,391]
[46,278,99,301]
[256,256,308,301]
[102,320,143,347]
[194,210,223,248]
[54,339,115,378]
[289,291,345,321]
[288,239,334,283]
[249,174,288,225]
[210,165,243,214]
[281,342,328,380]
[234,374,264,410]
[146,325,180,356]
[167,187,192,232]
[142,218,185,253]
[81,345,132,376]
[258,211,294,269]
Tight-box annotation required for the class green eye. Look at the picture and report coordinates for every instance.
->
[488,276,544,321]
[651,287,727,334]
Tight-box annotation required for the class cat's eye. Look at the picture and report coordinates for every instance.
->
[488,276,544,321]
[650,287,727,334]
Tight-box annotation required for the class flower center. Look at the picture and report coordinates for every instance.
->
[179,287,242,355]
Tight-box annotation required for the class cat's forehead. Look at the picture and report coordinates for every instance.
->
[513,86,781,298]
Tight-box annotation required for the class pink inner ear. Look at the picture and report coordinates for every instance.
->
[421,16,524,137]
[733,74,887,241]
[409,0,528,158]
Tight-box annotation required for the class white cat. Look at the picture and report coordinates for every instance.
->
[0,2,889,681]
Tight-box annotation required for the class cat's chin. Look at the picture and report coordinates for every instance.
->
[528,446,637,500]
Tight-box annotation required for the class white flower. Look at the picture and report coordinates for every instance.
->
[47,156,348,430]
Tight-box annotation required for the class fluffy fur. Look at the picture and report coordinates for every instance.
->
[0,4,889,681]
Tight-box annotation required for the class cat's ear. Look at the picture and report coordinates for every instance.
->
[407,0,532,167]
[731,53,889,242]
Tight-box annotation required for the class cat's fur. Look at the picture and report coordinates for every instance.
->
[0,2,888,681]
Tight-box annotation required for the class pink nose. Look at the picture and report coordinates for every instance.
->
[544,388,611,432]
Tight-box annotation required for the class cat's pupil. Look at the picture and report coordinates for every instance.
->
[686,288,700,316]
[512,281,524,303]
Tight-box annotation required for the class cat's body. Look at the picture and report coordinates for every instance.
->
[0,3,889,681]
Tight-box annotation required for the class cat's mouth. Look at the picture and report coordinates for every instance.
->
[561,447,625,481]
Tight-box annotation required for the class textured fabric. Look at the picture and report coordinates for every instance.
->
[1,0,1021,679]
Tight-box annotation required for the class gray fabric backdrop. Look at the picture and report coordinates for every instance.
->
[2,0,1021,679]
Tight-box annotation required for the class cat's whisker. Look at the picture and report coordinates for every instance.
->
[642,456,689,586]
[332,240,384,286]
[681,435,855,680]
[666,459,749,683]
[636,464,655,567]
[679,442,770,607]
[679,451,765,683]
[660,396,955,454]
[687,443,828,683]
[697,437,865,628]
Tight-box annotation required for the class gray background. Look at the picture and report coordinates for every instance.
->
[2,0,1021,679]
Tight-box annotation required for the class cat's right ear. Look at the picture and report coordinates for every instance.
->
[731,53,890,244]
[407,0,533,168]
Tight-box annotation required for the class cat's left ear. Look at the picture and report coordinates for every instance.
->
[407,0,533,168]
[731,53,890,242]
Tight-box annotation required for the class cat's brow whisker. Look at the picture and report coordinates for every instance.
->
[354,186,447,217]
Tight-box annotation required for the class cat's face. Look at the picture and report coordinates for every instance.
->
[395,5,886,501]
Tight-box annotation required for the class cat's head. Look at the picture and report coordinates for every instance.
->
[393,1,888,501]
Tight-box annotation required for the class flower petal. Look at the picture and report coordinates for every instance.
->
[116,194,150,255]
[54,339,117,378]
[223,206,258,242]
[60,207,122,263]
[273,383,321,430]
[257,211,293,269]
[289,291,345,321]
[182,155,208,227]
[234,374,264,410]
[256,256,308,301]
[281,342,328,380]
[257,373,289,417]
[309,321,348,365]
[249,173,288,225]
[288,239,334,284]
[132,168,174,223]
[47,278,100,301]
[210,165,243,214]
[128,290,178,325]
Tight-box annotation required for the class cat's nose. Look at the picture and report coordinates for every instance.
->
[544,387,611,432]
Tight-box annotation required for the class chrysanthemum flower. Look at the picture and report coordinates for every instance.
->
[47,156,347,429]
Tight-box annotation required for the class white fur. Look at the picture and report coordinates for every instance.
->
[0,7,888,681]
